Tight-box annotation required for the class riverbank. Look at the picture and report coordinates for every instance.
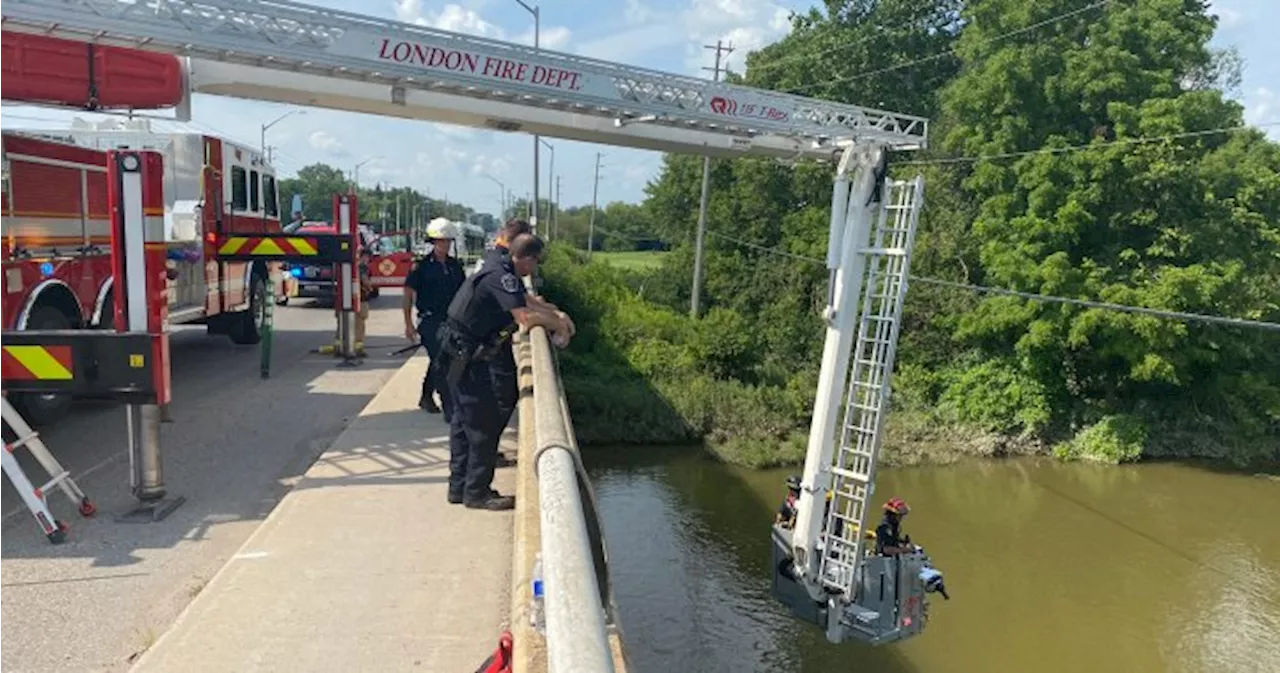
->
[540,245,1278,470]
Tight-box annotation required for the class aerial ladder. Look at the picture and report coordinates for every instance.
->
[1,0,941,648]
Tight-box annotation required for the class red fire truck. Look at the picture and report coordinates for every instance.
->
[2,126,288,423]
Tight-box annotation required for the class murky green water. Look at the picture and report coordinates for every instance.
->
[585,448,1280,673]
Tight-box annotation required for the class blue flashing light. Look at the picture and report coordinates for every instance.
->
[39,262,55,277]
[289,267,303,278]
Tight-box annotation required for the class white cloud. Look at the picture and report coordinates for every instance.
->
[1208,1,1243,28]
[679,0,793,72]
[308,129,344,154]
[624,0,653,25]
[394,0,571,48]
[418,143,513,181]
[516,25,572,50]
[1245,86,1274,125]
[574,0,793,74]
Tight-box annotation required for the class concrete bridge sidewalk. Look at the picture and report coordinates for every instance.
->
[129,353,517,673]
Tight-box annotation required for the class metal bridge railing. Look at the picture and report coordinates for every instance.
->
[517,324,627,673]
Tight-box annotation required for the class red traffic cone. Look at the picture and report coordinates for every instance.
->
[473,630,514,673]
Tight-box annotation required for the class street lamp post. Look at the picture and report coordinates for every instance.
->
[260,109,305,159]
[484,174,506,218]
[514,0,540,234]
[352,156,379,191]
[539,138,555,240]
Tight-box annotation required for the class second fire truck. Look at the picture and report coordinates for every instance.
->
[2,121,289,423]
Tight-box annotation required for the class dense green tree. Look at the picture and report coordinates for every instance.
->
[936,0,1280,447]
[544,0,1279,465]
[276,162,488,233]
[277,164,348,220]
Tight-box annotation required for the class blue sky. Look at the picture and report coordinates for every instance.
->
[2,0,1275,219]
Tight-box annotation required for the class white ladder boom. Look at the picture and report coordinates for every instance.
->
[0,0,927,160]
[820,177,924,596]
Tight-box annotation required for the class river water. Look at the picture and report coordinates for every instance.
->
[584,447,1280,673]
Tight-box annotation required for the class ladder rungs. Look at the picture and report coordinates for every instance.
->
[6,432,40,452]
[38,472,70,494]
[831,466,870,482]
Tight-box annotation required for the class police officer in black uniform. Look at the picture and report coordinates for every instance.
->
[439,234,571,510]
[474,220,528,426]
[476,220,575,433]
[404,220,465,413]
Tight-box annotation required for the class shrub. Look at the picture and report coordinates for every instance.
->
[1053,415,1147,464]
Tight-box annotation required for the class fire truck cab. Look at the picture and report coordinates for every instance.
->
[2,121,286,422]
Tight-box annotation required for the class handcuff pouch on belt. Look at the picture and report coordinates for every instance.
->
[439,321,516,388]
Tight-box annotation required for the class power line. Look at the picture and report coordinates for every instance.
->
[703,230,1280,332]
[787,0,1112,94]
[900,122,1280,165]
[744,25,886,77]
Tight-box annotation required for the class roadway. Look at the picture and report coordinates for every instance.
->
[1,291,414,673]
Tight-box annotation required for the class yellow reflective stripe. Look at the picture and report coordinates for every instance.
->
[289,238,317,255]
[219,237,248,255]
[251,238,285,256]
[5,346,73,380]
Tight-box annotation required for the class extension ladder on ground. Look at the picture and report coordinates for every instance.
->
[2,396,96,543]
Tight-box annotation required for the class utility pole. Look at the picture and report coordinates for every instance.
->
[588,152,602,258]
[555,175,562,241]
[691,40,733,318]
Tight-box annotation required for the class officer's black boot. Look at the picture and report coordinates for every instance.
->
[465,493,515,511]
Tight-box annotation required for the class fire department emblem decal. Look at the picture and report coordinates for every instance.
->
[378,258,396,275]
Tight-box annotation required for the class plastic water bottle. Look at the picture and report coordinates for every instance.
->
[531,554,546,635]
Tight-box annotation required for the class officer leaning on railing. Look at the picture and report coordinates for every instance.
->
[436,233,575,511]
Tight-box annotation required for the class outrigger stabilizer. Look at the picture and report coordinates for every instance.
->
[215,194,365,372]
[768,143,950,646]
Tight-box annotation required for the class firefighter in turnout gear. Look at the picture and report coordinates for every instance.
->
[875,497,915,556]
[775,475,802,528]
[437,234,572,510]
[404,220,465,414]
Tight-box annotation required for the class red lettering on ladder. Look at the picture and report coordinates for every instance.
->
[374,39,586,91]
[378,38,479,74]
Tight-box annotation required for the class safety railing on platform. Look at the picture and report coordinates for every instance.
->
[517,324,628,673]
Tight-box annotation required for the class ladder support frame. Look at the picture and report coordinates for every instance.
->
[0,0,928,158]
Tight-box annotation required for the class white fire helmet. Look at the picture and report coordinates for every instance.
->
[426,218,458,241]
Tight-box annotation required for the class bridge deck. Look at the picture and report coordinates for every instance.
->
[130,354,516,672]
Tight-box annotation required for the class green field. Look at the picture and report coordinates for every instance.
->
[593,250,668,271]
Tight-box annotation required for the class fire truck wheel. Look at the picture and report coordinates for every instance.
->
[12,306,76,426]
[229,274,267,345]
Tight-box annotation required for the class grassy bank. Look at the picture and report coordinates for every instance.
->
[540,245,1278,469]
[592,250,668,271]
